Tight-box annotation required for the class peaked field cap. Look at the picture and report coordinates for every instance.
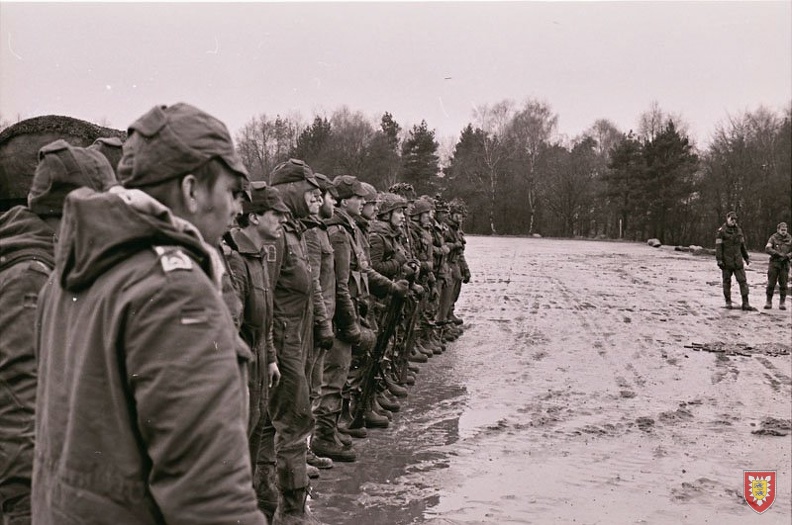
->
[314,173,339,197]
[270,158,319,188]
[726,211,738,219]
[117,103,249,188]
[333,175,367,199]
[360,181,378,203]
[28,139,118,216]
[89,136,124,176]
[243,181,289,214]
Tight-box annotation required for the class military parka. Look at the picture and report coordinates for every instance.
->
[765,231,792,267]
[32,187,264,525]
[715,222,750,269]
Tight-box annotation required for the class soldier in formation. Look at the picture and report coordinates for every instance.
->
[0,104,472,525]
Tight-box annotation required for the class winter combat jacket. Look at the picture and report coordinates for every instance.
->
[302,216,335,343]
[224,228,277,437]
[32,186,264,525]
[715,223,750,270]
[0,206,56,517]
[369,219,411,297]
[765,231,792,267]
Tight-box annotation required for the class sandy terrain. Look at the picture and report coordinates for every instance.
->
[312,236,791,525]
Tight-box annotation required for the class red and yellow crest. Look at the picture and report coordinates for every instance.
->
[744,471,776,514]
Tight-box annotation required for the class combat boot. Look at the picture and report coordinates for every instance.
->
[306,464,320,479]
[764,295,773,309]
[384,376,409,398]
[254,463,279,522]
[741,296,757,311]
[363,405,390,428]
[377,390,401,412]
[449,312,464,325]
[408,350,428,363]
[402,372,416,385]
[310,432,357,463]
[407,363,420,373]
[335,429,353,447]
[306,449,333,470]
[272,488,324,525]
[338,398,368,437]
[780,296,787,310]
[414,340,434,358]
[371,396,393,420]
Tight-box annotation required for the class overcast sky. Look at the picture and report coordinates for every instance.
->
[1,1,790,150]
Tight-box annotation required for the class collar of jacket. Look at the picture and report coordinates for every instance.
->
[301,215,327,231]
[283,217,306,236]
[370,219,399,238]
[226,228,260,256]
[325,208,357,234]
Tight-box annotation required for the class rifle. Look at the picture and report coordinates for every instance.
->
[350,293,405,429]
[394,292,425,383]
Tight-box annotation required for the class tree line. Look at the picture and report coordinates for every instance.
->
[235,99,791,251]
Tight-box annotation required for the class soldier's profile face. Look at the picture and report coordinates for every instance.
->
[361,201,377,220]
[259,210,285,238]
[304,188,322,215]
[780,225,788,235]
[192,167,243,245]
[390,208,405,227]
[726,216,736,226]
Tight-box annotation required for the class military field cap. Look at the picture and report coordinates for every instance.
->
[409,198,433,216]
[28,139,118,217]
[270,158,319,188]
[314,173,339,198]
[89,137,124,176]
[726,211,738,220]
[377,192,408,216]
[779,222,788,229]
[117,103,249,188]
[243,181,289,214]
[333,174,368,200]
[360,182,379,203]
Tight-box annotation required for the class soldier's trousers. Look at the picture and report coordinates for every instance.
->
[305,344,326,411]
[438,275,461,321]
[767,263,790,298]
[261,346,313,491]
[313,338,352,436]
[721,267,749,299]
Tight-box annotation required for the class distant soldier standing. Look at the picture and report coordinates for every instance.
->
[715,211,756,311]
[763,221,791,310]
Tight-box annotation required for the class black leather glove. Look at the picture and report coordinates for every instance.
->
[462,270,471,284]
[338,322,362,345]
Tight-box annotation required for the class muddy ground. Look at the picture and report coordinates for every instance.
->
[310,236,791,525]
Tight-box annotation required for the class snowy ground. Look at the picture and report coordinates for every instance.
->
[311,236,792,525]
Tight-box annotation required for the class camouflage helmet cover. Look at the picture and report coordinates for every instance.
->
[389,182,416,201]
[377,192,408,216]
[433,194,449,213]
[409,198,433,217]
[449,197,468,216]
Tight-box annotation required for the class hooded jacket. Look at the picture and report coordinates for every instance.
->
[715,222,750,270]
[0,206,56,517]
[765,231,792,266]
[32,186,264,525]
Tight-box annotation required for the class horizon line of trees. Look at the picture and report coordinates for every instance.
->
[232,99,791,251]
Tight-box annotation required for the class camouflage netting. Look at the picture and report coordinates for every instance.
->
[0,115,126,210]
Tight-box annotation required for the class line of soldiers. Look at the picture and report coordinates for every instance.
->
[0,103,470,525]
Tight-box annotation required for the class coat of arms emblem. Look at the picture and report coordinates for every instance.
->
[744,471,776,514]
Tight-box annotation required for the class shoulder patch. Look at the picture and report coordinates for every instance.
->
[153,246,194,273]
